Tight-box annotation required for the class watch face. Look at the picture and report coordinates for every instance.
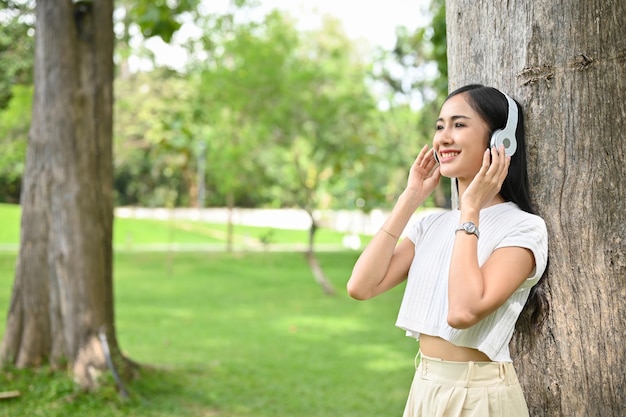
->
[456,222,479,238]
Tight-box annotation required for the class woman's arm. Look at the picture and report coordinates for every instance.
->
[347,145,440,300]
[447,146,535,328]
[347,191,420,300]
[447,232,536,328]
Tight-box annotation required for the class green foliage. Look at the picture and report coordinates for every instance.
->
[0,0,450,210]
[188,10,304,208]
[349,105,425,209]
[370,0,450,207]
[188,10,381,212]
[375,0,447,106]
[114,69,197,207]
[0,0,34,110]
[0,1,33,205]
[126,0,201,43]
[0,84,31,203]
[0,250,417,417]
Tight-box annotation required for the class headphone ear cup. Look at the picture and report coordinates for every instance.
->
[490,129,502,148]
[490,129,517,156]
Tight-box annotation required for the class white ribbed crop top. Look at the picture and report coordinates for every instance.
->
[395,202,548,362]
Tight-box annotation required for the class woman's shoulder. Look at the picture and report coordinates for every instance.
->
[405,208,455,241]
[481,203,548,245]
[487,202,546,225]
[416,207,456,227]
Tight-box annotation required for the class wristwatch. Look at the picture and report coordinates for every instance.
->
[455,222,479,239]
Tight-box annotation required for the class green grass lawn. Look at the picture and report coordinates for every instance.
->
[0,204,20,245]
[0,203,370,250]
[113,216,349,247]
[0,204,417,417]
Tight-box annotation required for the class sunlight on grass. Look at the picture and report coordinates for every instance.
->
[0,251,417,417]
[112,251,416,416]
[0,204,20,244]
[0,208,414,417]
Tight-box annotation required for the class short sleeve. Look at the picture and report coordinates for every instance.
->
[495,216,548,288]
[406,216,426,245]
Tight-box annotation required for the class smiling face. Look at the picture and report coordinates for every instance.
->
[433,93,491,183]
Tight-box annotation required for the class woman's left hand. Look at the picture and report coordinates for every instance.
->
[461,145,510,211]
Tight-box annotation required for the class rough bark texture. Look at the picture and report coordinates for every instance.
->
[446,1,626,415]
[0,0,122,389]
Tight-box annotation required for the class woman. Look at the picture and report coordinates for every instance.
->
[347,84,548,416]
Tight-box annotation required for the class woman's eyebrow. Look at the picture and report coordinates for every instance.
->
[436,115,471,123]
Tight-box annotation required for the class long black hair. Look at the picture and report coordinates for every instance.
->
[446,84,549,342]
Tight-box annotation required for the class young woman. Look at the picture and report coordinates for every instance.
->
[347,84,548,416]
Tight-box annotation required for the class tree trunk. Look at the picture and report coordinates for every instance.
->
[446,1,626,415]
[0,0,126,390]
[304,211,335,295]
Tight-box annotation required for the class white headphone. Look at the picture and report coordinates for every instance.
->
[433,90,519,164]
[490,93,518,156]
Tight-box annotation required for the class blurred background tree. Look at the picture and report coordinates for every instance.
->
[0,0,448,393]
[0,0,34,203]
[0,0,448,210]
[372,0,449,206]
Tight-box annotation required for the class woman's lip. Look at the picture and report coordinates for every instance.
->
[438,150,460,162]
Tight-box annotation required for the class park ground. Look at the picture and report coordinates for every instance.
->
[0,204,420,417]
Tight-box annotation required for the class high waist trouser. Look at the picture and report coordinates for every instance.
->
[402,352,530,417]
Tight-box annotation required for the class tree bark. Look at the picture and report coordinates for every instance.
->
[304,213,336,296]
[446,1,626,415]
[0,0,125,390]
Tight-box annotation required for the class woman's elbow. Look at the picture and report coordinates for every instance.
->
[346,279,373,300]
[446,308,479,329]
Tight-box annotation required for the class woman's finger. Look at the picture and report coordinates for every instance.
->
[489,146,501,173]
[498,155,511,184]
[416,144,430,165]
[479,148,491,175]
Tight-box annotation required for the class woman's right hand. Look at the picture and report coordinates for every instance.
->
[406,145,441,199]
[348,146,437,300]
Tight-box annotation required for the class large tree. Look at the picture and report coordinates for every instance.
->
[0,0,199,389]
[0,1,117,389]
[446,1,625,415]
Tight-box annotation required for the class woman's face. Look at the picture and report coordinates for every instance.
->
[433,93,491,183]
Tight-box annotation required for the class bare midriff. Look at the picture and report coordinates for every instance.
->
[419,334,492,362]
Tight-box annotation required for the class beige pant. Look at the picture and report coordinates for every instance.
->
[402,352,529,417]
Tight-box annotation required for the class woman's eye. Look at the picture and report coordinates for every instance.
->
[454,122,465,128]
[435,125,443,131]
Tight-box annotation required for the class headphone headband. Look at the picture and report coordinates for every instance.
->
[503,93,518,134]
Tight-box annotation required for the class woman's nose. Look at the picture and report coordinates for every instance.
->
[436,128,453,144]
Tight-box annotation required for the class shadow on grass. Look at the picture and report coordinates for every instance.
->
[0,251,417,417]
[0,365,224,417]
